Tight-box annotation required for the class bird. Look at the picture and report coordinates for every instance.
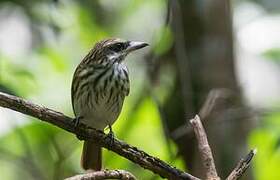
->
[71,38,148,171]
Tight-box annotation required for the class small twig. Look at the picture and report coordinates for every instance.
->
[198,89,231,120]
[172,89,229,140]
[65,170,136,180]
[0,92,199,180]
[189,115,220,180]
[226,149,257,180]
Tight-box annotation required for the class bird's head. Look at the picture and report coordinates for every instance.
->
[88,38,148,66]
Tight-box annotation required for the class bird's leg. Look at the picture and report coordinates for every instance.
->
[108,125,115,139]
[72,116,83,127]
[72,116,85,140]
[105,125,115,148]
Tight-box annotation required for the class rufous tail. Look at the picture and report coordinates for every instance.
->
[81,140,102,171]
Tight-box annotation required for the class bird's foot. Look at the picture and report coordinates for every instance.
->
[72,116,83,128]
[72,116,85,140]
[105,125,115,148]
[76,134,86,141]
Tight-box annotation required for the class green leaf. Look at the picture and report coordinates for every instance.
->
[39,47,67,72]
[153,26,174,56]
[263,48,280,62]
[249,112,280,180]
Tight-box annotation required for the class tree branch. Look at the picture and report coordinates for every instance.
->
[226,149,257,180]
[0,92,199,180]
[189,115,220,180]
[171,88,230,140]
[65,170,136,180]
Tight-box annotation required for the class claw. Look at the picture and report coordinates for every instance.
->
[72,116,83,128]
[108,125,114,138]
[72,116,85,140]
[105,125,115,148]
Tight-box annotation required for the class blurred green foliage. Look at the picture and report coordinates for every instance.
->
[0,0,182,179]
[249,113,280,180]
[0,0,280,179]
[153,26,173,56]
[263,48,280,63]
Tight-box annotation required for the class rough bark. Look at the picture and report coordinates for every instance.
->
[0,92,199,180]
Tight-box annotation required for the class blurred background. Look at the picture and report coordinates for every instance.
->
[0,0,279,179]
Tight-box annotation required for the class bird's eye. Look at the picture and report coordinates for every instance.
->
[109,43,125,52]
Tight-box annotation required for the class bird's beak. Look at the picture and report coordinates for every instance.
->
[125,41,149,53]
